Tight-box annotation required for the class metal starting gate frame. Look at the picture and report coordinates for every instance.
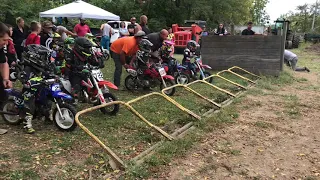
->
[74,66,260,170]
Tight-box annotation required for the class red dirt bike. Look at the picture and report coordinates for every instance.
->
[125,59,176,96]
[60,64,119,115]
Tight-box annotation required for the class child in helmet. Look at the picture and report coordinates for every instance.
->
[182,40,198,77]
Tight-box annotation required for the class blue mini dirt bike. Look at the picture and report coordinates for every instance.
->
[1,78,77,131]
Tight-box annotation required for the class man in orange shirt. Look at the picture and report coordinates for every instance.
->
[110,30,146,87]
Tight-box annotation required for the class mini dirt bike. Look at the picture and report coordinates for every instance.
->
[60,64,119,115]
[179,55,213,83]
[163,57,190,85]
[125,62,176,96]
[1,77,77,131]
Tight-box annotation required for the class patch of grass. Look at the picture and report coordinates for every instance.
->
[282,94,301,119]
[254,121,274,129]
[198,163,218,174]
[5,170,40,180]
[305,176,317,180]
[0,153,10,161]
[16,150,33,163]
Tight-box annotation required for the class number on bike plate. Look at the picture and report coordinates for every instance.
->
[159,68,166,77]
[92,70,104,81]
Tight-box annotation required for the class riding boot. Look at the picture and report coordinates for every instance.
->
[23,113,35,134]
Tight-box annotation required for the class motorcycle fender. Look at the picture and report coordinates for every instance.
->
[53,91,73,100]
[162,75,175,80]
[60,79,72,93]
[201,65,212,69]
[98,81,118,90]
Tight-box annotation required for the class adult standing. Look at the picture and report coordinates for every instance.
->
[146,29,169,59]
[12,17,27,60]
[139,15,150,35]
[119,21,129,38]
[110,31,146,87]
[56,25,77,42]
[0,22,13,135]
[100,21,113,50]
[74,19,91,37]
[127,17,137,36]
[40,21,54,49]
[214,23,228,36]
[242,22,256,35]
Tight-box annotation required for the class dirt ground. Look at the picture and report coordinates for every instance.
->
[165,71,320,179]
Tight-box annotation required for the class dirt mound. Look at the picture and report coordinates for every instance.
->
[305,43,320,54]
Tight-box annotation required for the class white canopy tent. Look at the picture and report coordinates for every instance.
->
[39,0,120,21]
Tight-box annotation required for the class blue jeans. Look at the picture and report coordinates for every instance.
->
[100,36,110,50]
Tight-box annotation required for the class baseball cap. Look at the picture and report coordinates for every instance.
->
[42,21,53,28]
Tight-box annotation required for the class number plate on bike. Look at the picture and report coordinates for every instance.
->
[159,68,166,77]
[92,69,104,81]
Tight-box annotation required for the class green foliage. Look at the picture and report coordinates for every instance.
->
[0,0,269,31]
[250,0,270,25]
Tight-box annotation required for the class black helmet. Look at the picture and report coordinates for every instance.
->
[139,39,153,53]
[74,37,93,56]
[186,40,198,52]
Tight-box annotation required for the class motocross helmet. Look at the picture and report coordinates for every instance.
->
[139,39,153,53]
[74,37,93,61]
[64,37,75,45]
[85,33,97,46]
[186,40,198,52]
[161,40,174,59]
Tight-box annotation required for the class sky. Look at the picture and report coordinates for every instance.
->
[266,0,316,22]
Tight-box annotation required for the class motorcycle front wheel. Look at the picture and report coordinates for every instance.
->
[160,79,176,96]
[125,75,137,91]
[200,71,213,83]
[175,72,190,85]
[95,93,119,116]
[53,103,77,131]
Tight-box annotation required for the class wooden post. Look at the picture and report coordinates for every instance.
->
[279,22,288,71]
[231,24,235,35]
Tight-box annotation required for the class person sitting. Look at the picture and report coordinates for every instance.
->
[284,50,310,72]
[242,22,256,35]
[214,23,228,36]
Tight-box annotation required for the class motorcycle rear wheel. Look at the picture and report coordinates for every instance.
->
[1,99,22,125]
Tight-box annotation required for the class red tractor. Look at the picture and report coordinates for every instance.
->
[172,23,203,49]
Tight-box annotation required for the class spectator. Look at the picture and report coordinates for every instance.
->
[0,22,13,134]
[40,21,54,49]
[242,22,256,35]
[139,15,150,35]
[12,17,27,60]
[74,18,91,37]
[110,31,146,87]
[100,21,113,50]
[202,26,209,36]
[25,21,41,46]
[284,50,310,72]
[128,17,137,36]
[5,24,17,65]
[167,27,175,56]
[215,23,228,36]
[119,21,129,38]
[146,29,169,59]
[56,25,77,42]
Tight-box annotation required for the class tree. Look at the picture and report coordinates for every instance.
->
[250,0,270,25]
